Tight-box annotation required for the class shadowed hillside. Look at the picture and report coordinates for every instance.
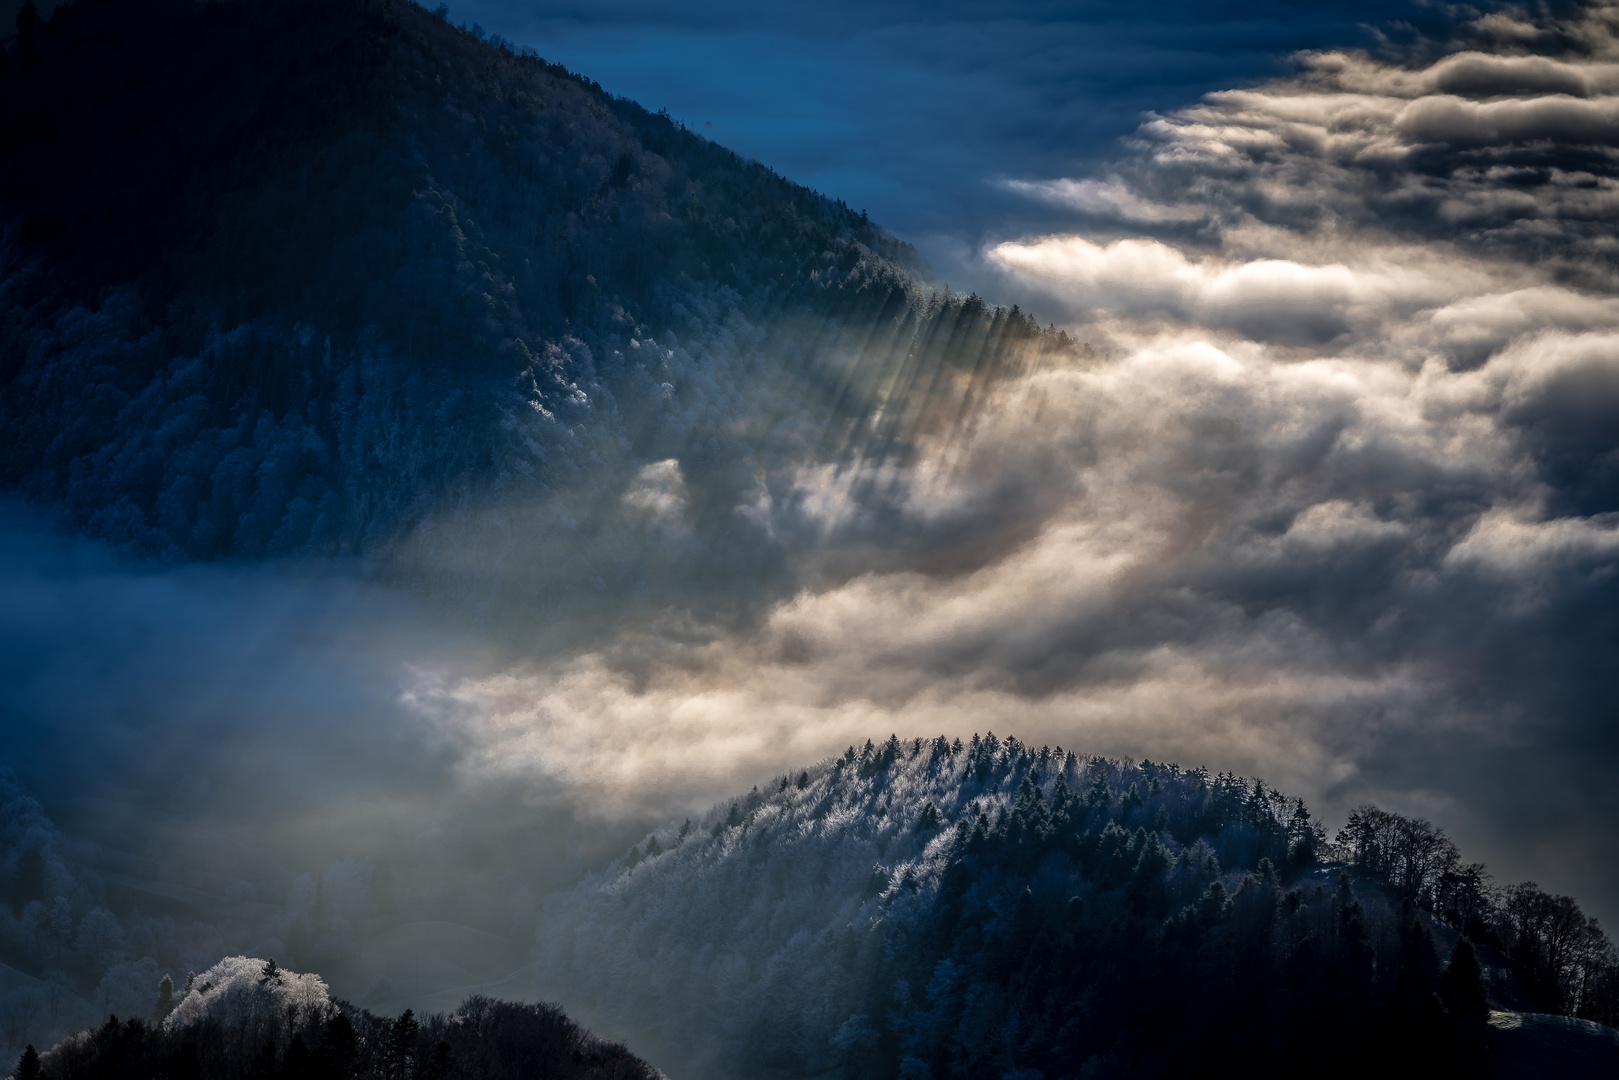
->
[0,0,1069,630]
[537,735,1619,1079]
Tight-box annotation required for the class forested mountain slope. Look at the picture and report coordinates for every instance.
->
[536,735,1619,1080]
[0,0,1064,613]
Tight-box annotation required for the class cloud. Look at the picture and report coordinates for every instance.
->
[0,501,648,938]
[396,2,1619,929]
[1429,52,1619,98]
[622,459,691,529]
[451,0,1470,284]
[9,0,1619,987]
[988,234,1468,342]
[1444,508,1619,580]
[999,178,1207,224]
[1396,93,1619,144]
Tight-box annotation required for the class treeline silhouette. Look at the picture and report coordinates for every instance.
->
[0,0,1071,577]
[1335,804,1619,1024]
[538,734,1619,1079]
[13,994,657,1080]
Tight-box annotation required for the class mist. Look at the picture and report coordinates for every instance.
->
[0,500,664,1044]
[406,1,1619,934]
[5,0,1619,1069]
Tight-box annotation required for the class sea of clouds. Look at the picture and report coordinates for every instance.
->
[4,0,1617,974]
[414,3,1619,923]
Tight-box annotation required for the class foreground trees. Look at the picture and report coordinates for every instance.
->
[539,736,1619,1079]
[19,994,656,1080]
[1335,805,1619,1025]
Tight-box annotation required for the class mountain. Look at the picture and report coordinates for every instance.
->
[535,734,1619,1080]
[9,728,1619,1079]
[0,0,1067,627]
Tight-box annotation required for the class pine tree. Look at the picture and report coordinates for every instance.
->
[315,1012,359,1080]
[914,801,942,832]
[1440,938,1489,1023]
[1441,937,1491,1071]
[389,1009,420,1080]
[154,973,175,1020]
[14,0,42,48]
[283,1033,313,1078]
[13,1045,40,1080]
[422,1040,452,1080]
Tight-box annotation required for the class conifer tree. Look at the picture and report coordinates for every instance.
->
[315,1011,358,1080]
[154,974,175,1021]
[14,0,42,51]
[284,1033,312,1078]
[1439,938,1489,1023]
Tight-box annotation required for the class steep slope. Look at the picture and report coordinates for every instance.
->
[535,735,1619,1080]
[0,0,1064,618]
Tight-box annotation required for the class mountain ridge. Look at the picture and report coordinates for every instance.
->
[536,734,1619,1080]
[1,0,1060,610]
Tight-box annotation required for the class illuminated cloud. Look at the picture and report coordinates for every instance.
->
[403,2,1619,923]
[6,0,1619,971]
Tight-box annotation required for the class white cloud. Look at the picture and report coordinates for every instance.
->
[622,459,690,526]
[391,2,1619,917]
[987,234,1468,342]
[999,178,1205,223]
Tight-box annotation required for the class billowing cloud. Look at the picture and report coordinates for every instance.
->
[7,0,1619,998]
[404,2,1619,927]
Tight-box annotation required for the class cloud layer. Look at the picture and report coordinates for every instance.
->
[6,0,1618,967]
[414,3,1619,926]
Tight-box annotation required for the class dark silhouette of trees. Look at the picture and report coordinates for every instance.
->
[28,996,657,1080]
[1335,804,1458,904]
[1334,803,1619,1027]
[12,2,41,66]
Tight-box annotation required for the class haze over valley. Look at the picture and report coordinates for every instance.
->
[3,0,1619,1076]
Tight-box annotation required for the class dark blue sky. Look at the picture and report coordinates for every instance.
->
[443,0,1464,288]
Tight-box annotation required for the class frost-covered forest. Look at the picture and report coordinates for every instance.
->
[8,737,1619,1078]
[537,734,1619,1079]
[20,955,658,1080]
[7,0,1619,1077]
[0,0,1069,631]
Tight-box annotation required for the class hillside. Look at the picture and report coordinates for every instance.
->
[8,734,1619,1079]
[535,735,1619,1080]
[0,0,1066,623]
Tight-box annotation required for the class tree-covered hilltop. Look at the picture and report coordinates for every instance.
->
[536,734,1619,1080]
[0,0,1069,596]
[9,955,660,1080]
